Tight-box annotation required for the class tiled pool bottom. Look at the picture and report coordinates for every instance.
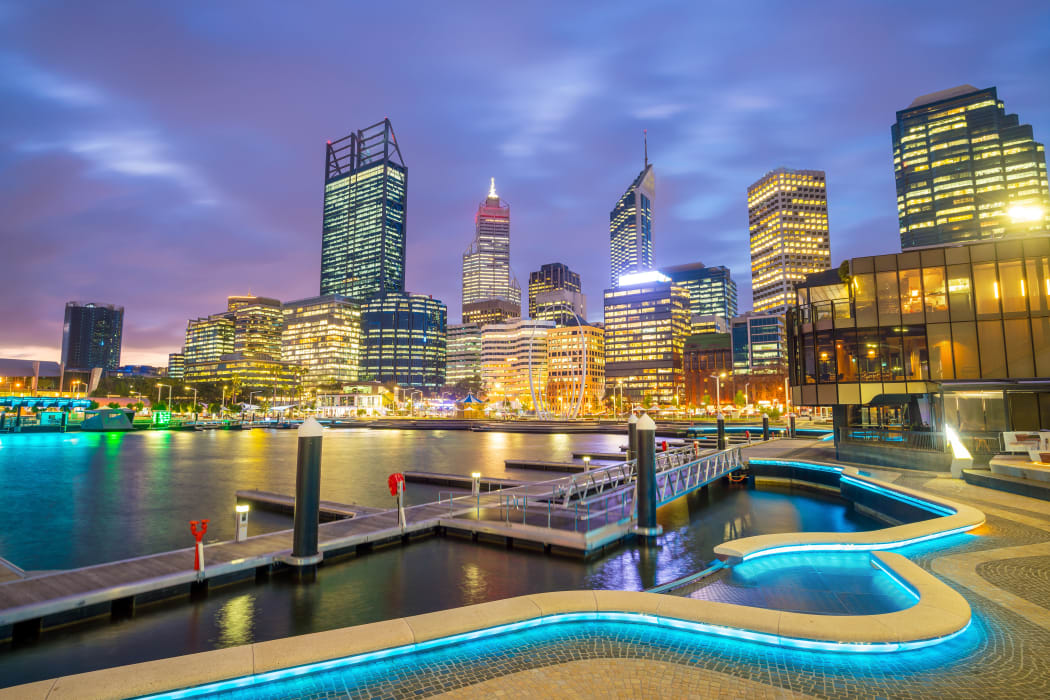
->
[149,613,987,700]
[679,552,917,614]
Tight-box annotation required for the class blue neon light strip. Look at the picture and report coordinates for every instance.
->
[839,475,956,517]
[869,556,921,601]
[137,612,971,699]
[739,523,977,561]
[747,458,843,473]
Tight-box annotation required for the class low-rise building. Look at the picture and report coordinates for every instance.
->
[545,323,605,414]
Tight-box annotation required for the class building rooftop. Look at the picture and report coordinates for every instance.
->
[906,84,981,109]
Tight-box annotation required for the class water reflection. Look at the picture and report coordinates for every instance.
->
[216,594,255,647]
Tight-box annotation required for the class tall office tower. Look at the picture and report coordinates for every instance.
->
[361,292,447,390]
[446,322,483,388]
[748,168,831,316]
[462,179,521,324]
[603,271,690,405]
[528,263,581,318]
[183,313,235,366]
[533,289,587,326]
[281,295,362,390]
[610,140,655,287]
[61,302,124,371]
[320,118,407,302]
[230,296,283,359]
[731,313,786,375]
[893,85,1050,249]
[663,262,738,320]
[167,353,184,380]
[480,319,554,410]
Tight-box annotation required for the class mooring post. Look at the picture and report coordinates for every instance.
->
[627,412,638,463]
[789,413,797,438]
[635,413,662,542]
[762,414,770,441]
[716,412,726,451]
[287,417,324,575]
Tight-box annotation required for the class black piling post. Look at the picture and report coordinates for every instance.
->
[717,413,726,451]
[762,414,770,441]
[627,412,638,463]
[288,417,324,576]
[789,414,797,439]
[635,413,662,542]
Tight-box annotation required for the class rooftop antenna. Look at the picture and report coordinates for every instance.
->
[644,129,648,169]
[489,177,497,199]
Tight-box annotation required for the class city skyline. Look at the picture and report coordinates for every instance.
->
[2,2,1049,365]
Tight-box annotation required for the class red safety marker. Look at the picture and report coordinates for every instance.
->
[693,440,700,456]
[662,440,668,452]
[190,519,209,572]
[388,472,405,497]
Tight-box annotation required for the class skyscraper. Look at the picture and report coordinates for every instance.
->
[748,168,831,316]
[61,302,124,371]
[663,262,738,320]
[361,292,447,390]
[610,138,654,287]
[893,85,1050,249]
[320,118,407,302]
[528,263,582,318]
[462,179,521,324]
[231,296,283,359]
[446,322,483,389]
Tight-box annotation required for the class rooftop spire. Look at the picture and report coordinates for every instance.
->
[489,177,497,199]
[644,129,648,168]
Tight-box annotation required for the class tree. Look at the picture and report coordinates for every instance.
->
[733,390,746,408]
[641,394,653,409]
[701,393,712,407]
[107,402,120,410]
[88,400,100,410]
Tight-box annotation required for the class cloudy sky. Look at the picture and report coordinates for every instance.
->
[1,1,1048,365]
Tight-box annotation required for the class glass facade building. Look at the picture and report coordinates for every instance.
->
[663,262,738,321]
[183,314,234,366]
[167,353,184,380]
[533,289,587,327]
[528,263,581,319]
[610,164,654,287]
[731,314,786,375]
[281,295,362,390]
[603,274,690,405]
[231,296,283,359]
[788,234,1050,463]
[320,119,407,302]
[462,179,521,324]
[893,85,1050,249]
[684,333,732,407]
[546,323,605,414]
[480,319,553,411]
[748,168,831,315]
[61,302,124,371]
[361,292,446,390]
[446,322,482,388]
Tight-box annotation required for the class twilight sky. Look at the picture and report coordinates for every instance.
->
[1,1,1048,366]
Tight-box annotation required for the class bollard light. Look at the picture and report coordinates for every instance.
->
[471,472,482,497]
[234,504,250,542]
[582,455,591,470]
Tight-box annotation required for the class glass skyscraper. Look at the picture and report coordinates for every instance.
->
[748,168,831,315]
[893,85,1050,249]
[281,295,362,390]
[61,301,123,371]
[361,292,447,390]
[528,262,582,322]
[320,118,407,302]
[610,160,654,287]
[663,262,738,320]
[462,179,521,324]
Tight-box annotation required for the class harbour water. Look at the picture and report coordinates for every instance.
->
[0,429,887,687]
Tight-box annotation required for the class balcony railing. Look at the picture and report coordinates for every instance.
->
[840,427,945,452]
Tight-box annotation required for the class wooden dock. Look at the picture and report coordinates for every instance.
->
[505,459,588,472]
[402,471,526,489]
[235,490,385,521]
[0,443,754,641]
[571,452,626,461]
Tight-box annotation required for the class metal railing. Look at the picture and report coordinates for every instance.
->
[840,427,945,452]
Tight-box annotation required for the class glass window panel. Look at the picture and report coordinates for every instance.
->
[876,271,901,326]
[998,260,1027,316]
[853,273,876,327]
[816,330,835,383]
[857,329,881,382]
[1032,317,1050,376]
[902,326,928,380]
[972,262,1000,318]
[1003,318,1035,378]
[947,264,974,321]
[1025,256,1050,315]
[922,266,948,323]
[977,320,1006,378]
[880,327,904,381]
[899,268,924,322]
[835,329,857,382]
[952,322,980,379]
[927,323,954,380]
[802,332,816,384]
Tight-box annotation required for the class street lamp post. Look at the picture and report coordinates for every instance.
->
[156,383,166,411]
[411,390,423,417]
[708,373,726,414]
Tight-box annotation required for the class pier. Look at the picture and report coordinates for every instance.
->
[0,441,759,641]
[234,490,386,521]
